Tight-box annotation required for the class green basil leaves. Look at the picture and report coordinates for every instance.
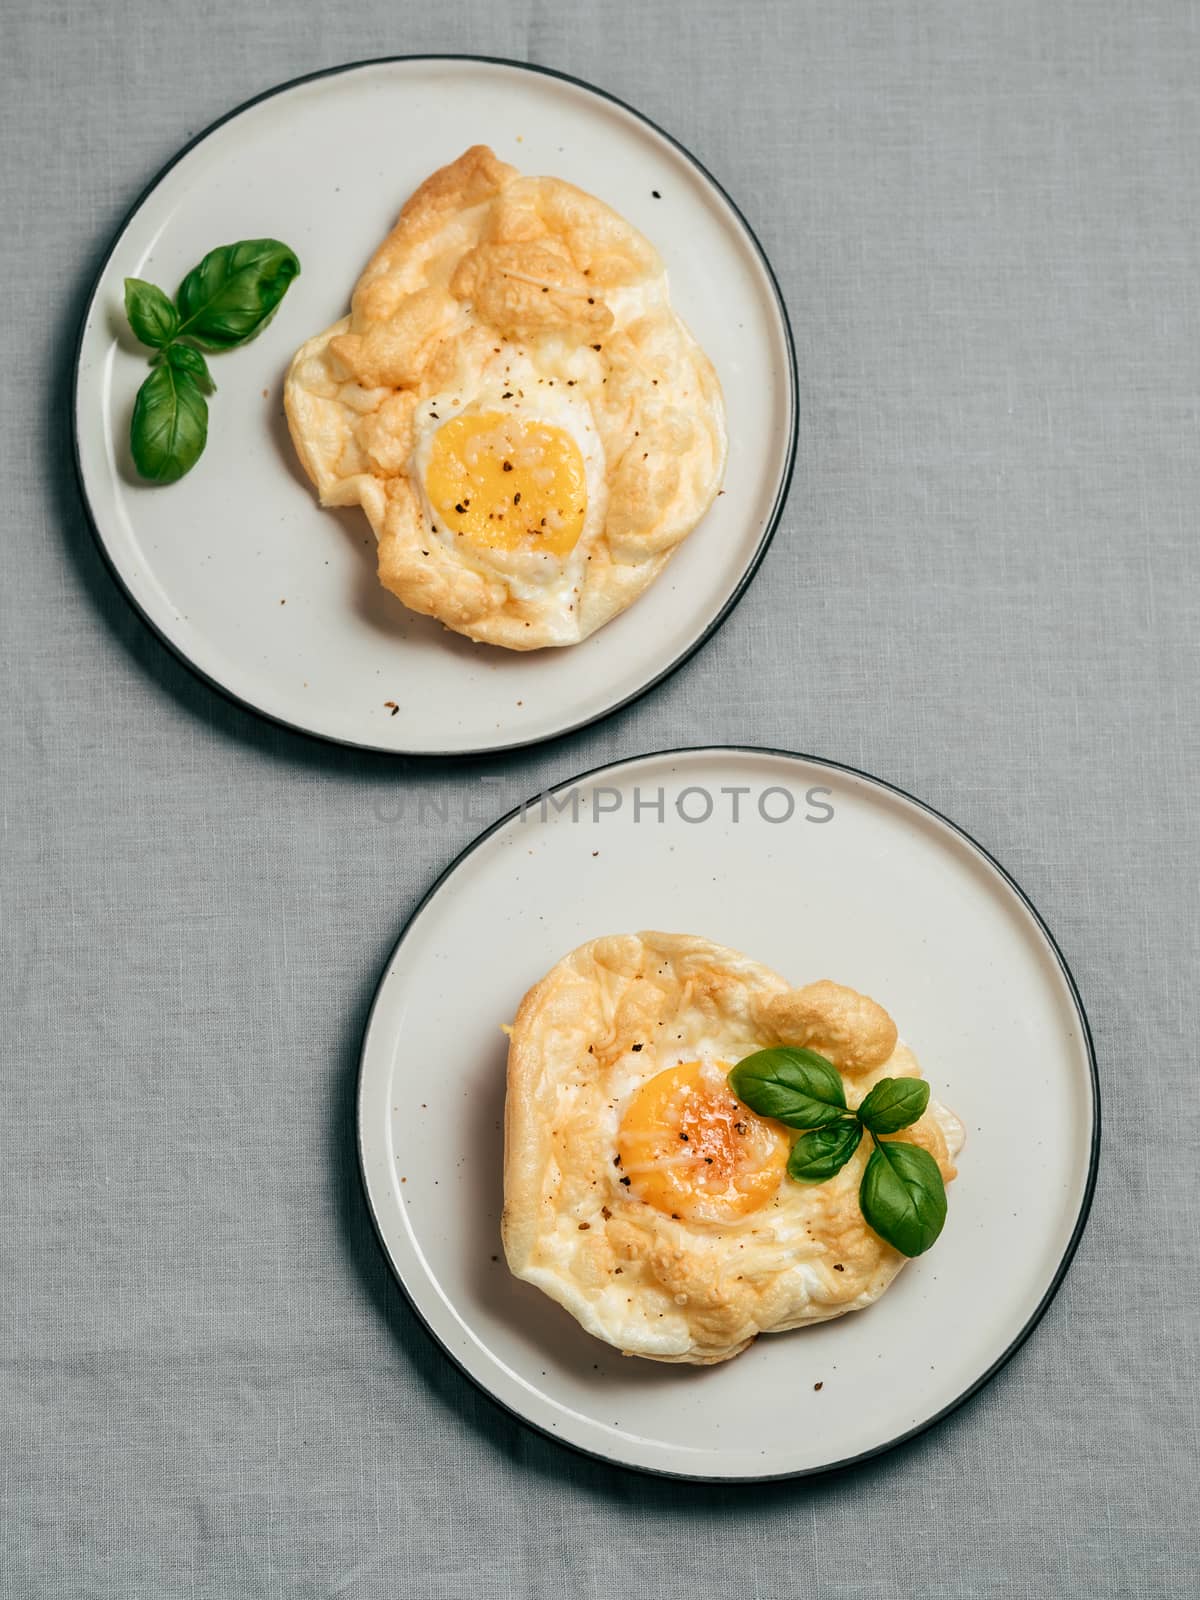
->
[787,1119,863,1182]
[122,237,300,484]
[174,240,301,351]
[857,1075,929,1135]
[129,362,207,485]
[124,279,178,348]
[729,1056,949,1258]
[860,1139,947,1257]
[728,1048,848,1128]
[163,342,215,392]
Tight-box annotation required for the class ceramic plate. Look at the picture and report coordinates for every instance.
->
[73,57,797,754]
[358,747,1098,1480]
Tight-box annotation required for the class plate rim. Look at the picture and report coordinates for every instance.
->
[356,742,1102,1482]
[70,54,800,759]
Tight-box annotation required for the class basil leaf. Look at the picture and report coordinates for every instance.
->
[728,1047,847,1128]
[175,239,301,350]
[129,362,208,484]
[123,278,179,349]
[859,1139,947,1257]
[164,342,216,393]
[786,1119,863,1183]
[856,1076,930,1135]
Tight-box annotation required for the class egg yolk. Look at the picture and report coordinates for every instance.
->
[425,411,587,556]
[616,1061,789,1223]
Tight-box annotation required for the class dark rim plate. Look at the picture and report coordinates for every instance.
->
[71,56,798,757]
[357,744,1100,1480]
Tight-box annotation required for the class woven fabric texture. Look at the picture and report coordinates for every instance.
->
[2,2,1197,1595]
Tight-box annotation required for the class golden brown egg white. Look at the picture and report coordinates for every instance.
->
[284,147,727,649]
[502,932,964,1364]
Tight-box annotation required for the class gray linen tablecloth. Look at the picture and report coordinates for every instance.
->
[3,2,1197,1595]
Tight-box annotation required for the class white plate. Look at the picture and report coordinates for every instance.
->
[359,747,1098,1480]
[73,58,797,754]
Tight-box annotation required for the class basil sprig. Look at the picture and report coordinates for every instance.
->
[122,239,300,484]
[728,1048,948,1258]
